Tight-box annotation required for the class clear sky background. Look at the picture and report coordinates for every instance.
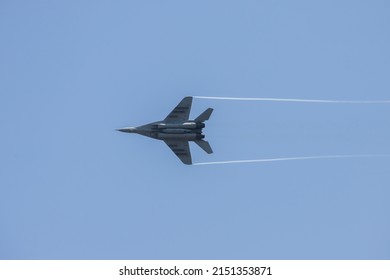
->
[1,1,390,259]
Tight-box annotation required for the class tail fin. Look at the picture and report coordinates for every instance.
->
[195,140,213,154]
[194,108,213,122]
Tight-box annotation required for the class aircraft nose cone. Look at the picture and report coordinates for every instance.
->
[117,127,136,133]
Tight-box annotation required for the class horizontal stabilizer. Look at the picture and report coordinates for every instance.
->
[194,108,213,122]
[195,140,213,154]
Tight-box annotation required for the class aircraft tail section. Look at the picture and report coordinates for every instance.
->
[195,140,213,154]
[194,108,213,122]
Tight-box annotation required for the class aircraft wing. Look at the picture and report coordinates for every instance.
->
[164,96,192,122]
[164,140,192,165]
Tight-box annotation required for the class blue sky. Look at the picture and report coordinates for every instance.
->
[1,0,389,259]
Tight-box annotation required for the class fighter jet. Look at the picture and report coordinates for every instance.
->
[117,96,213,165]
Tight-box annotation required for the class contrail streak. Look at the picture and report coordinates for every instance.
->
[193,96,390,104]
[193,154,390,165]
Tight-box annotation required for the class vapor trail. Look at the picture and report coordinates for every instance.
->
[193,96,390,104]
[193,154,390,165]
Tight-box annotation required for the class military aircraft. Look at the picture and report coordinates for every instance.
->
[117,96,213,165]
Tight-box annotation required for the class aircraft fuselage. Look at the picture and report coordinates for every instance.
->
[124,120,205,141]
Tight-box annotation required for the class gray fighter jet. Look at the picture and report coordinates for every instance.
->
[117,96,213,165]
